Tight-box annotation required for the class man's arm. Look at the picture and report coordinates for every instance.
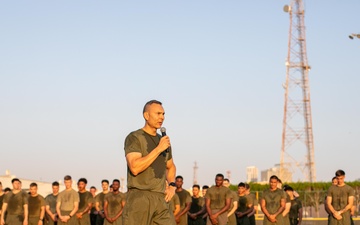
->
[1,203,8,225]
[23,204,28,225]
[227,200,238,217]
[103,200,111,222]
[298,207,303,225]
[213,197,231,218]
[165,158,176,202]
[126,136,170,176]
[38,205,45,225]
[282,202,291,217]
[175,202,191,222]
[45,205,56,221]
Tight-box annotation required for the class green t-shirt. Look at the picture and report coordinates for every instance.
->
[95,192,108,211]
[205,186,232,210]
[78,191,93,212]
[124,129,173,193]
[28,195,46,218]
[189,196,205,214]
[289,198,302,219]
[176,189,192,210]
[0,193,4,210]
[237,195,253,213]
[45,194,58,214]
[57,189,79,211]
[327,184,355,211]
[104,192,126,216]
[261,188,287,214]
[3,190,28,215]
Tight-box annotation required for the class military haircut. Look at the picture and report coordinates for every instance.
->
[335,169,345,177]
[176,175,183,180]
[52,181,60,186]
[202,185,209,190]
[143,100,162,113]
[192,184,200,189]
[244,183,250,190]
[30,182,37,188]
[216,173,224,179]
[11,178,21,183]
[238,182,246,188]
[78,178,88,184]
[101,179,109,184]
[113,179,120,184]
[269,175,279,181]
[64,175,72,180]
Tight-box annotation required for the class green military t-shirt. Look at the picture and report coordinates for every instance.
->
[289,198,302,219]
[205,186,232,210]
[28,195,46,218]
[104,192,126,216]
[176,189,192,210]
[78,191,93,213]
[95,192,108,211]
[124,129,173,193]
[57,189,80,211]
[248,193,258,208]
[45,194,58,214]
[261,188,287,225]
[237,195,253,213]
[3,191,28,215]
[0,193,4,210]
[327,184,355,225]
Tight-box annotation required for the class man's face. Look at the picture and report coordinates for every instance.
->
[245,188,250,195]
[102,182,109,191]
[144,103,165,129]
[192,187,200,197]
[223,180,230,188]
[215,176,224,187]
[64,179,72,189]
[78,181,86,191]
[112,182,120,192]
[238,186,246,195]
[30,186,38,196]
[52,185,59,195]
[202,189,207,197]
[336,175,345,185]
[269,178,278,190]
[90,188,96,197]
[175,178,183,188]
[12,181,21,190]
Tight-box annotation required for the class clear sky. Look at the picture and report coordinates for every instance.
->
[1,0,359,190]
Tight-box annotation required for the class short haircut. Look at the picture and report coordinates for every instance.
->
[176,175,183,180]
[335,170,345,177]
[215,173,224,179]
[224,178,230,182]
[78,178,88,184]
[11,178,21,183]
[113,179,120,183]
[193,184,200,189]
[90,186,96,190]
[143,100,162,113]
[244,183,250,190]
[64,175,72,181]
[269,175,279,181]
[238,182,246,187]
[30,182,37,188]
[4,187,11,192]
[52,181,60,186]
[101,179,109,184]
[332,176,337,182]
[284,186,294,192]
[202,185,209,189]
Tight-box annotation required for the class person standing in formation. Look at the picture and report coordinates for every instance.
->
[56,175,79,225]
[28,183,45,225]
[103,179,126,225]
[175,176,191,225]
[45,182,60,225]
[95,180,110,225]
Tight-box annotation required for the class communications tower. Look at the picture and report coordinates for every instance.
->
[280,0,316,182]
[193,161,198,184]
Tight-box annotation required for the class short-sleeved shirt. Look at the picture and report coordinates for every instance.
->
[57,189,80,211]
[3,190,28,215]
[327,184,355,211]
[261,188,287,225]
[176,189,192,210]
[95,192,108,211]
[78,191,93,212]
[104,192,126,216]
[289,198,302,219]
[229,190,238,211]
[248,193,258,207]
[0,193,4,210]
[237,195,253,213]
[205,186,232,210]
[169,193,180,214]
[124,129,173,193]
[45,194,58,214]
[28,195,46,218]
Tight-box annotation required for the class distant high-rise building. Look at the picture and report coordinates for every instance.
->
[261,164,292,182]
[246,166,258,183]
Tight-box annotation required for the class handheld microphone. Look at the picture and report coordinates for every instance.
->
[160,127,169,155]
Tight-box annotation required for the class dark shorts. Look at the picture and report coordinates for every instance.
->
[122,189,176,225]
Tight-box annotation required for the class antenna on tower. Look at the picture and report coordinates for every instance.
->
[280,0,316,182]
[193,161,198,185]
[226,170,231,181]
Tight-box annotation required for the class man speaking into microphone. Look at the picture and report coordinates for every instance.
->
[123,100,177,225]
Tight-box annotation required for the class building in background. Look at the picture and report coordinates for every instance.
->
[261,164,292,183]
[246,166,258,183]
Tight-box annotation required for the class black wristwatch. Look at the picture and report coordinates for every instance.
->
[169,182,176,187]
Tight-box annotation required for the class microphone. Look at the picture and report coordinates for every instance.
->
[160,127,169,155]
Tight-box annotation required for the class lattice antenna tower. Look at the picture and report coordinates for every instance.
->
[280,0,316,182]
[193,161,198,185]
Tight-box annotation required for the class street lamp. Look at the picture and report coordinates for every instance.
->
[349,33,360,40]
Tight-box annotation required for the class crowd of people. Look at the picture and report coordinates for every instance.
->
[0,99,355,225]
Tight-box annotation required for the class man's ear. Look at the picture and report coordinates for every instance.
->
[143,111,149,121]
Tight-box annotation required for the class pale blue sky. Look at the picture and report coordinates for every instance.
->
[0,0,359,189]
